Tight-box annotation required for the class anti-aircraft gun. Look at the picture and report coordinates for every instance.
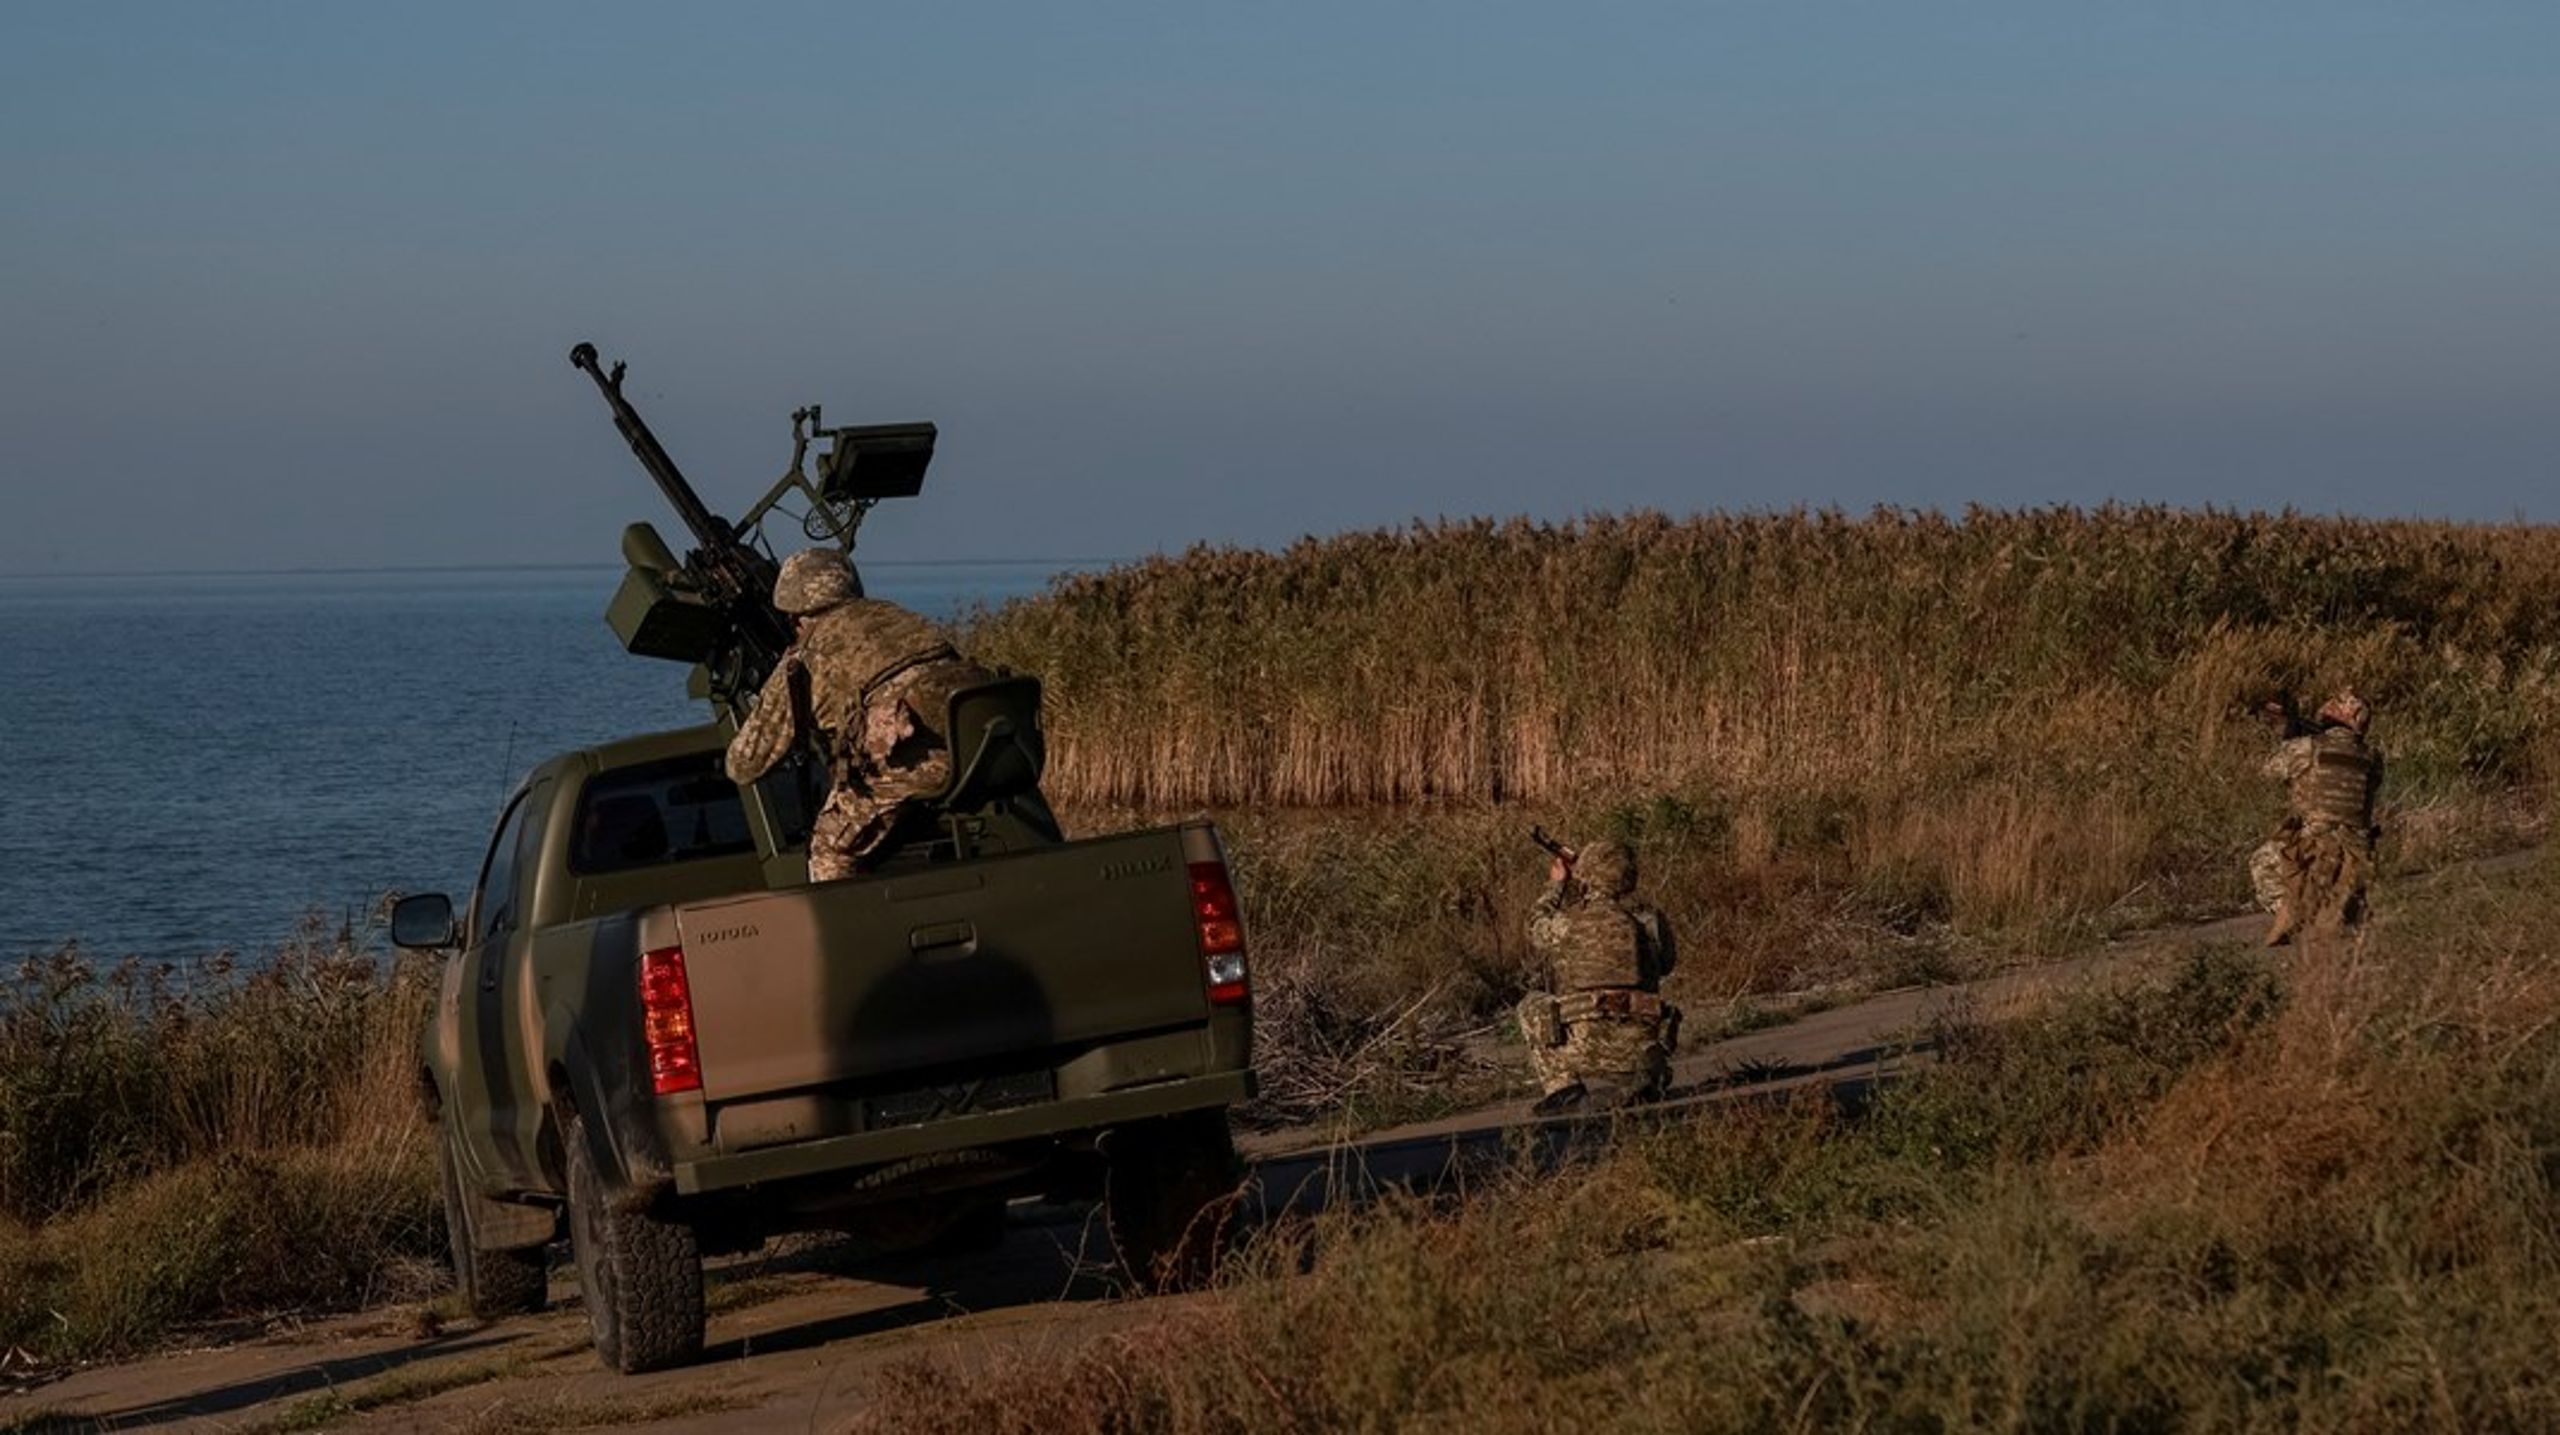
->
[405,361,1247,1372]
[571,340,935,712]
[570,340,943,872]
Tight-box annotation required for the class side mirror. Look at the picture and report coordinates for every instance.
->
[391,893,458,950]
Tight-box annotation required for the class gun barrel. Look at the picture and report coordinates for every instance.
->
[571,342,792,693]
[570,342,732,555]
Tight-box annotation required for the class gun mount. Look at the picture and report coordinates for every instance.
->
[570,341,937,698]
[572,341,944,881]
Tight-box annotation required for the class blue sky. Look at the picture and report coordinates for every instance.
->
[3,3,2554,571]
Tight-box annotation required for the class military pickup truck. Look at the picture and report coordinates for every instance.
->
[392,719,1254,1372]
[389,345,1253,1374]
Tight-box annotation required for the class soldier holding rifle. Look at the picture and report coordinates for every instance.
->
[1518,828,1680,1114]
[2251,690,2383,946]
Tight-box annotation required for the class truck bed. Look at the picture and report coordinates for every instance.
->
[655,821,1246,1185]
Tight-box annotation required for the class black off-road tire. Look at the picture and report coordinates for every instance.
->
[1104,1110,1243,1291]
[563,1112,704,1373]
[437,1123,548,1319]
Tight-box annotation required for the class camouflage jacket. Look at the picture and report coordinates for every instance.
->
[724,599,967,786]
[1528,881,1676,992]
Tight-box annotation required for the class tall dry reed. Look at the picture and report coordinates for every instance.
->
[986,508,2560,957]
[973,508,2560,811]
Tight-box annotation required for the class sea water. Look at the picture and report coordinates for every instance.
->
[0,563,1073,960]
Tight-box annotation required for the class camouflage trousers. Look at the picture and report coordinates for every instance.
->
[2252,826,2372,945]
[2248,839,2291,914]
[1518,990,1674,1100]
[807,672,956,883]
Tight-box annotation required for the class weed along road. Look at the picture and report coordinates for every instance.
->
[18,854,2529,1434]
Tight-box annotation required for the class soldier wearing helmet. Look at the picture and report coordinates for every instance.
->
[2251,689,2383,945]
[725,549,994,881]
[1518,836,1680,1114]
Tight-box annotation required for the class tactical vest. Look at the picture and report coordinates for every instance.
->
[1549,899,1645,991]
[888,653,994,745]
[802,600,961,738]
[2293,729,2377,831]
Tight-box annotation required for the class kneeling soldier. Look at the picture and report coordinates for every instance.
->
[1519,838,1679,1115]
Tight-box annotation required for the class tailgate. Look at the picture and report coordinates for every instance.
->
[674,826,1211,1102]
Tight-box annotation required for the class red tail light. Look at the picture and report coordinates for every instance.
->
[1188,861,1249,1007]
[638,946,703,1095]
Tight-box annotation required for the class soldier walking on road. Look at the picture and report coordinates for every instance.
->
[725,549,994,881]
[2252,690,2383,946]
[1518,837,1680,1115]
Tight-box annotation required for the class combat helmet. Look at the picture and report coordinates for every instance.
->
[1578,839,1638,897]
[2315,690,2371,735]
[772,548,862,615]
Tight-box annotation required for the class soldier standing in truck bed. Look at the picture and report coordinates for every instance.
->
[725,549,993,881]
[1518,838,1680,1114]
[2253,690,2383,946]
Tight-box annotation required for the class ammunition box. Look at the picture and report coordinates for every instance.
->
[608,565,726,663]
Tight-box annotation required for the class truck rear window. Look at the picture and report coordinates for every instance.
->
[569,755,757,875]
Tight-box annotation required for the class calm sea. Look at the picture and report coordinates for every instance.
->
[0,563,1075,961]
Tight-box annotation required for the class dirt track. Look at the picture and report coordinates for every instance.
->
[7,853,2531,1433]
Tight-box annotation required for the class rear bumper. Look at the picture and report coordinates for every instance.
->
[670,1068,1253,1195]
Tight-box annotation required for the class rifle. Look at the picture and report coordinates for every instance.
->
[1530,826,1576,865]
[571,342,794,707]
[2253,693,2314,742]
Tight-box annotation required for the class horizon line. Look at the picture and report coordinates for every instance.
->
[0,557,1137,581]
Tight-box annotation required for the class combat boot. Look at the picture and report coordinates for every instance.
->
[2263,903,2298,948]
[1577,1080,1634,1113]
[1530,1081,1588,1117]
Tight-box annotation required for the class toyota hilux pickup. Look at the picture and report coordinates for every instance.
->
[393,709,1253,1373]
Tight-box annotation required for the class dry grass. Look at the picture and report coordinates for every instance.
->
[0,916,439,1359]
[853,857,2560,1434]
[984,510,2560,1125]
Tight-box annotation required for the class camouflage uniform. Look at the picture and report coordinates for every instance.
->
[1518,840,1679,1106]
[2255,696,2382,945]
[726,550,991,881]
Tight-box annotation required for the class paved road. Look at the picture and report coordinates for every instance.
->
[8,851,2533,1432]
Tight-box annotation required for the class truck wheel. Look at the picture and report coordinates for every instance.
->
[437,1123,547,1319]
[563,1112,704,1373]
[1104,1110,1242,1290]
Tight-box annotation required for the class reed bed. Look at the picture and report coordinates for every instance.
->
[989,509,2560,1052]
[973,508,2560,812]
